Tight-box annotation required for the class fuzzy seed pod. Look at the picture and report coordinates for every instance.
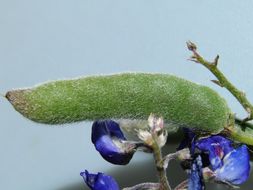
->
[6,73,231,134]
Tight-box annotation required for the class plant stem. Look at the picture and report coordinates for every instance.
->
[186,41,253,123]
[122,183,160,190]
[151,134,171,190]
[174,180,188,190]
[162,148,190,169]
[224,122,253,145]
[235,117,253,129]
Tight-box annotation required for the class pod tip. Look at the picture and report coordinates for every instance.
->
[5,90,28,108]
[5,90,17,103]
[5,91,11,100]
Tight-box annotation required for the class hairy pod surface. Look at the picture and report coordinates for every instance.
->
[6,73,231,133]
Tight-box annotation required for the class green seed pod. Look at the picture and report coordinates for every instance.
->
[6,73,231,134]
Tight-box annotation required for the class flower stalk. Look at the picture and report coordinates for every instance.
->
[151,133,171,190]
[174,180,188,190]
[162,148,190,169]
[122,183,160,190]
[187,41,253,123]
[137,115,171,190]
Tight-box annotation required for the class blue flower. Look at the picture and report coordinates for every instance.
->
[188,155,205,190]
[213,144,250,185]
[195,135,233,170]
[80,170,120,190]
[195,135,250,185]
[92,120,136,165]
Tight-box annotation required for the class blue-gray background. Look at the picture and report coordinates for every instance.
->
[1,1,253,189]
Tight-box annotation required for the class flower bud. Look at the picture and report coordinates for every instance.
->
[80,170,119,190]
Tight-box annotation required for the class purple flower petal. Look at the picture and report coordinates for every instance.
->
[92,120,135,165]
[215,145,250,185]
[195,135,233,170]
[80,170,120,190]
[207,136,233,155]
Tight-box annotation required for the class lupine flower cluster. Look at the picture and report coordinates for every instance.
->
[80,115,251,190]
[180,129,250,189]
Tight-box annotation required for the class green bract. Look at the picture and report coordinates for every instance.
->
[6,73,231,134]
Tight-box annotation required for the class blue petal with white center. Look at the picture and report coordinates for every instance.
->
[80,170,120,190]
[92,120,136,165]
[215,145,250,185]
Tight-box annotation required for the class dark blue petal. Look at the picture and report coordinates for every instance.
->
[80,170,120,190]
[92,120,135,165]
[215,145,250,185]
[92,120,126,144]
[188,155,205,190]
[195,135,233,170]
